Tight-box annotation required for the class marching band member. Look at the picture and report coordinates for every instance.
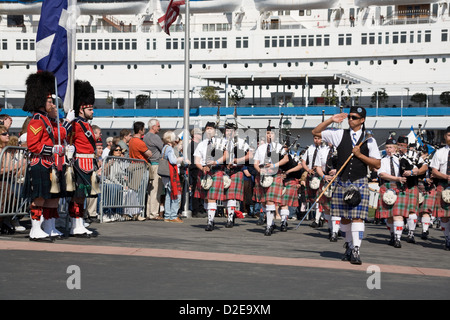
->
[430,126,450,250]
[193,122,227,231]
[396,135,428,243]
[22,71,68,241]
[223,122,250,228]
[314,141,340,241]
[312,107,381,264]
[67,80,98,237]
[377,138,408,248]
[301,135,326,228]
[417,145,435,240]
[253,125,289,236]
[280,146,301,232]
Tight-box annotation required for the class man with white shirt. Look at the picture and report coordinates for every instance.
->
[430,126,450,250]
[253,125,289,236]
[312,106,381,264]
[194,122,227,231]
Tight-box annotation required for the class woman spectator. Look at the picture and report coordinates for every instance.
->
[161,131,185,223]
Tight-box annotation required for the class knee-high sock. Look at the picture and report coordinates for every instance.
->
[206,202,217,223]
[280,209,289,223]
[351,221,364,248]
[227,200,236,222]
[407,213,417,236]
[266,204,276,227]
[393,220,404,241]
[421,215,431,233]
[340,223,352,248]
[441,220,450,238]
[331,216,341,233]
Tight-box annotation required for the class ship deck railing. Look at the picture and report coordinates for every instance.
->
[2,105,449,118]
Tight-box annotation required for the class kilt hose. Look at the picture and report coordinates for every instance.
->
[418,181,436,215]
[282,177,299,207]
[330,177,370,220]
[376,181,409,219]
[194,168,226,201]
[225,170,244,201]
[435,181,449,218]
[257,173,284,205]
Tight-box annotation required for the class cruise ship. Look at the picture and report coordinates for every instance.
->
[0,0,449,145]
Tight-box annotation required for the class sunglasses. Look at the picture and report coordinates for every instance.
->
[348,115,362,120]
[0,132,9,136]
[114,148,122,152]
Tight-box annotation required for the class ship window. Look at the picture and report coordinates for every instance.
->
[338,34,344,46]
[393,32,399,44]
[1,39,7,50]
[316,35,322,46]
[409,59,414,64]
[324,35,330,46]
[410,31,414,43]
[442,29,448,41]
[301,35,307,47]
[369,33,375,44]
[111,40,117,50]
[279,36,285,47]
[193,38,199,49]
[385,32,390,44]
[91,40,96,50]
[293,35,299,47]
[166,39,171,50]
[361,33,367,45]
[118,39,124,50]
[244,63,248,68]
[97,40,103,50]
[173,39,179,50]
[104,39,110,50]
[425,30,431,42]
[308,35,314,46]
[84,39,89,50]
[400,31,407,43]
[378,32,382,44]
[265,36,270,48]
[393,59,397,64]
[208,38,213,49]
[346,34,352,45]
[272,36,277,47]
[215,38,220,48]
[222,38,227,49]
[443,58,447,63]
[417,30,422,43]
[200,38,206,49]
[425,58,430,63]
[286,36,292,47]
[15,39,20,50]
[132,39,137,50]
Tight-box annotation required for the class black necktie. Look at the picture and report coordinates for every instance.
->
[390,156,395,176]
[312,146,318,167]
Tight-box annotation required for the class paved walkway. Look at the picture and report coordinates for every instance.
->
[0,216,449,300]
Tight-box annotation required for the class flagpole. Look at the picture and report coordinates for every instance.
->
[182,0,191,218]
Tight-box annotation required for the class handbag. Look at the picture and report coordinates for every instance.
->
[157,145,171,177]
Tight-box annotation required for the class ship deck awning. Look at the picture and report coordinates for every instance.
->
[191,70,372,87]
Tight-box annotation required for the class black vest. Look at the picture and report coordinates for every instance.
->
[280,154,302,179]
[336,129,369,182]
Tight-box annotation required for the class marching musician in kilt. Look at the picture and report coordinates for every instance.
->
[66,80,98,237]
[253,125,289,236]
[396,135,428,243]
[194,122,227,231]
[430,126,450,250]
[417,144,435,240]
[301,135,326,228]
[377,138,408,248]
[223,122,250,228]
[280,146,301,232]
[22,71,69,241]
[314,142,340,241]
[312,107,381,264]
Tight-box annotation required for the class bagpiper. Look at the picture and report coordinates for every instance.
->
[193,121,227,231]
[223,122,251,228]
[430,126,450,250]
[22,71,69,241]
[66,80,98,237]
[377,137,408,248]
[312,107,381,264]
[253,124,289,236]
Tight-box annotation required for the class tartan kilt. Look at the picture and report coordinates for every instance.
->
[330,177,370,220]
[225,171,244,201]
[306,176,321,203]
[73,161,98,199]
[252,175,262,202]
[281,178,299,207]
[405,185,419,213]
[259,173,284,205]
[376,182,409,219]
[318,184,332,214]
[23,162,61,201]
[434,181,449,218]
[418,182,436,215]
[193,169,226,201]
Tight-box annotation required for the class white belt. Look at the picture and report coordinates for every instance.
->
[75,153,95,158]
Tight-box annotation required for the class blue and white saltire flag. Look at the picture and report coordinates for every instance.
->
[36,0,78,113]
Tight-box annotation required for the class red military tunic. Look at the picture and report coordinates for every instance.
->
[71,117,95,173]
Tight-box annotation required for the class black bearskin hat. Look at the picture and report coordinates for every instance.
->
[22,71,55,112]
[73,80,95,115]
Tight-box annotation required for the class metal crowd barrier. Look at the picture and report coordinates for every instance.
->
[99,156,150,223]
[0,146,29,219]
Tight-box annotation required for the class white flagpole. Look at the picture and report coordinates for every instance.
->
[182,0,191,218]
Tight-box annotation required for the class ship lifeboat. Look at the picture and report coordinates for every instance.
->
[160,0,243,14]
[254,0,339,12]
[355,0,438,6]
[0,0,148,15]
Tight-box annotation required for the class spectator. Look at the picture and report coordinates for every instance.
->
[102,136,113,160]
[161,131,184,223]
[0,114,12,130]
[129,121,152,163]
[188,128,206,218]
[118,129,131,157]
[143,118,164,220]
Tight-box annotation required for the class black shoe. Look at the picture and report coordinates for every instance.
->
[445,237,450,251]
[406,234,416,244]
[394,240,402,248]
[350,247,362,265]
[225,220,234,228]
[310,221,319,228]
[341,243,352,261]
[280,221,288,232]
[421,231,429,240]
[388,234,395,246]
[330,232,338,242]
[264,225,273,236]
[205,221,215,231]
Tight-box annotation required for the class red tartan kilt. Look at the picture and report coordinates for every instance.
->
[281,178,299,207]
[306,177,321,203]
[376,183,409,219]
[434,183,450,218]
[225,171,244,201]
[193,170,226,201]
[406,185,419,213]
[318,190,331,213]
[260,174,284,204]
[418,182,436,215]
[253,175,262,202]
